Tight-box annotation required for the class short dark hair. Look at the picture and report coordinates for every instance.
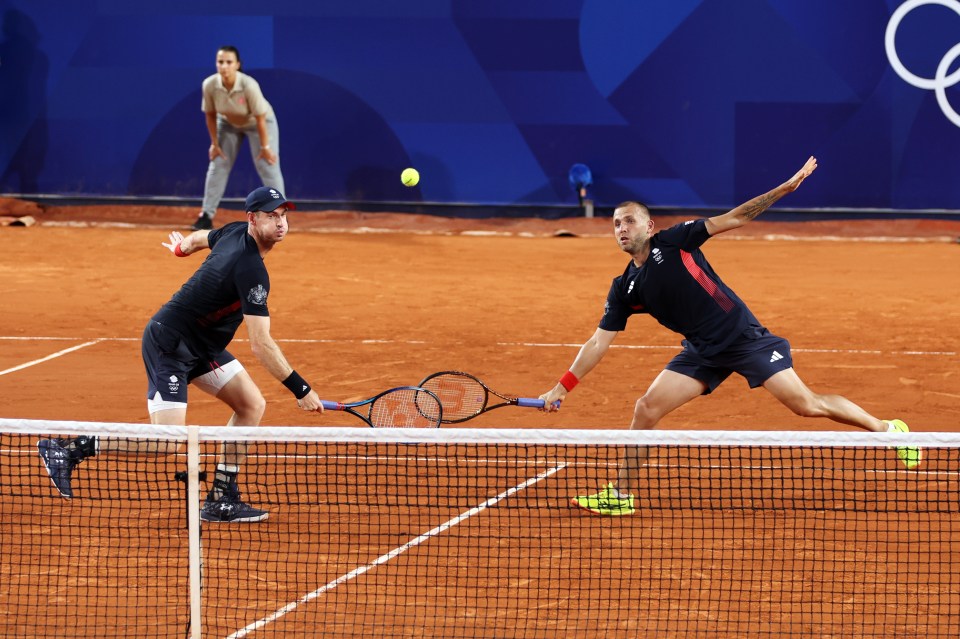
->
[614,201,651,218]
[217,45,242,70]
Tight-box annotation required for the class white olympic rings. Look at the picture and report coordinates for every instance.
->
[886,0,960,127]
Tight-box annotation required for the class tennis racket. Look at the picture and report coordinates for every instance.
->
[417,371,557,424]
[321,386,442,428]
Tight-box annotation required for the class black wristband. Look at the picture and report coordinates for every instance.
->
[282,370,311,399]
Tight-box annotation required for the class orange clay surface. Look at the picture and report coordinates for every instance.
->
[1,200,957,429]
[1,201,959,638]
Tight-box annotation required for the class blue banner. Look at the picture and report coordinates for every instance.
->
[1,1,958,210]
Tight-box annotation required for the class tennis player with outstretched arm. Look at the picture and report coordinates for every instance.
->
[38,186,324,523]
[538,156,919,516]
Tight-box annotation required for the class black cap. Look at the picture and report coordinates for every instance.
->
[245,186,296,212]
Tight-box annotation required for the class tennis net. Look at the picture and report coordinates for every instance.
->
[1,418,958,638]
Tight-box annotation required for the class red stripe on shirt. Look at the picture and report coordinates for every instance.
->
[681,250,734,312]
[197,300,242,327]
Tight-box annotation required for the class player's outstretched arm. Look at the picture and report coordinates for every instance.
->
[706,156,818,236]
[539,328,618,412]
[244,314,324,413]
[162,229,212,256]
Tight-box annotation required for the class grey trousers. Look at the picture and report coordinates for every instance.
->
[201,116,285,218]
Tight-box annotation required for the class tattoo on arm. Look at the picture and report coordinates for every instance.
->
[741,191,780,221]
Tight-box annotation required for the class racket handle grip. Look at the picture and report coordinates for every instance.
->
[320,401,342,410]
[517,398,561,409]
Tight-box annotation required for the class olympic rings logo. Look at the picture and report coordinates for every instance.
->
[886,0,960,127]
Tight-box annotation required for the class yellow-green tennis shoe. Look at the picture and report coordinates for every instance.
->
[571,482,635,516]
[887,419,921,470]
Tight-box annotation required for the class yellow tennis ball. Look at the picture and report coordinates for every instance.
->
[401,167,420,187]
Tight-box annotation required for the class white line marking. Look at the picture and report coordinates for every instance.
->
[493,342,957,356]
[0,336,129,341]
[222,462,568,639]
[30,218,960,243]
[0,336,953,357]
[0,340,102,376]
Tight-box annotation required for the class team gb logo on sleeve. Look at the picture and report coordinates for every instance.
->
[247,284,268,306]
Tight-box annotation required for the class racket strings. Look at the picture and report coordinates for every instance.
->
[369,388,441,428]
[421,376,486,420]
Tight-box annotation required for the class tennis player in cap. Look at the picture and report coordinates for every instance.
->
[38,186,323,522]
[538,156,919,516]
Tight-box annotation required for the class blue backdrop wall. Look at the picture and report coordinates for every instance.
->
[1,0,959,211]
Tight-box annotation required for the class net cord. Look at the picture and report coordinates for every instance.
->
[1,417,957,447]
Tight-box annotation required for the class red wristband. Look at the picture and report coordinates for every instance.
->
[559,370,579,392]
[174,242,187,257]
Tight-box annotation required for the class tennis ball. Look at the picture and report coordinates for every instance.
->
[401,167,420,187]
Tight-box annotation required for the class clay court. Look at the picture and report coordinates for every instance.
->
[1,202,959,638]
[2,201,957,429]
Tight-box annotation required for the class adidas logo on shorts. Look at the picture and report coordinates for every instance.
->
[769,350,784,363]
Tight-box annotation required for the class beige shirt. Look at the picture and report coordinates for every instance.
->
[201,71,274,128]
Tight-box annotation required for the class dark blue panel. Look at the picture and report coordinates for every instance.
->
[274,17,511,123]
[453,18,584,71]
[47,68,199,120]
[579,0,702,97]
[734,102,864,208]
[277,17,465,70]
[0,6,48,189]
[895,92,960,209]
[768,0,890,100]
[453,1,583,20]
[608,0,858,205]
[96,0,452,17]
[69,16,275,68]
[4,0,960,211]
[487,71,626,125]
[809,97,898,209]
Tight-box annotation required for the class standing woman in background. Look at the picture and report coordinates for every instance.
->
[192,45,285,231]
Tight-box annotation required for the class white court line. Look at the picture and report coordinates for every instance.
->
[223,462,568,639]
[0,340,102,376]
[0,336,139,342]
[0,335,954,357]
[495,342,958,356]
[34,220,958,243]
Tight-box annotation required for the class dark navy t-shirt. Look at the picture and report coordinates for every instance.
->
[152,222,270,357]
[599,219,760,357]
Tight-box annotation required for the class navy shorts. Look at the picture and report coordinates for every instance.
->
[142,321,237,404]
[665,326,792,395]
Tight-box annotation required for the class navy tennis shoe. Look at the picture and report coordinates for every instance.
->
[37,439,78,499]
[200,496,268,523]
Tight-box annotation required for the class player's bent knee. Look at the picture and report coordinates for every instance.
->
[630,398,660,429]
[231,391,266,421]
[248,392,267,417]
